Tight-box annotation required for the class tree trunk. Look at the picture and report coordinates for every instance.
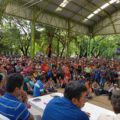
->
[48,40,52,58]
[31,20,35,58]
[60,45,65,57]
[57,35,60,57]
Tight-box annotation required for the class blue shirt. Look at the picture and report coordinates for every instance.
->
[0,93,30,120]
[41,97,89,120]
[33,80,44,97]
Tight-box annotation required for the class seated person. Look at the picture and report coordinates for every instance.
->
[33,75,45,97]
[23,73,35,95]
[59,76,67,88]
[108,83,119,100]
[45,76,57,92]
[0,73,34,120]
[41,81,89,120]
[107,82,114,100]
[97,89,120,120]
[92,81,108,96]
[85,79,92,99]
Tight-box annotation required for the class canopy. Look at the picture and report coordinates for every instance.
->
[2,0,120,35]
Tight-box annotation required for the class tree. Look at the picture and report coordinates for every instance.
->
[0,16,32,56]
[45,26,56,58]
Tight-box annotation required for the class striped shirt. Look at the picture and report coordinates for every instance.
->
[0,93,30,120]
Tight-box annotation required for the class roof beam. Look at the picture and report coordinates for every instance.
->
[70,1,102,19]
[94,17,120,34]
[46,0,96,23]
[104,0,118,10]
[86,0,117,34]
[69,1,98,24]
[0,0,12,19]
[93,10,120,34]
[15,0,89,28]
[5,1,89,34]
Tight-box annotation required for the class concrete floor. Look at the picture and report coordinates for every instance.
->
[88,95,113,111]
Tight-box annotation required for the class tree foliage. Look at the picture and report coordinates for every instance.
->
[0,15,119,59]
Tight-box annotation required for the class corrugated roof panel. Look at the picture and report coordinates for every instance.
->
[46,3,58,11]
[35,1,49,9]
[52,0,63,5]
[113,2,120,8]
[57,9,73,18]
[84,20,95,26]
[65,2,80,12]
[92,0,107,6]
[78,9,91,17]
[91,15,100,22]
[72,15,83,21]
[5,0,120,34]
[105,5,116,14]
[84,4,98,13]
[73,0,87,7]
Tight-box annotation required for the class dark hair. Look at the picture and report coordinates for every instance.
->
[111,89,120,113]
[6,73,24,93]
[0,74,3,82]
[36,75,44,81]
[64,81,87,101]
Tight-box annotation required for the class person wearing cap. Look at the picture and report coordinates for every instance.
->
[41,81,89,120]
[97,89,120,120]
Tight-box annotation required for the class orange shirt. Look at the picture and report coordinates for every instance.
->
[41,63,49,72]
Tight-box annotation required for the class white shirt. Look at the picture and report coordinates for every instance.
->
[97,113,120,120]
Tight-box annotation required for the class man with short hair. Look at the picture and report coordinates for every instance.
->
[0,73,34,120]
[41,81,89,120]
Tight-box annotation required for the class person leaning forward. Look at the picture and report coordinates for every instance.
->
[0,73,34,120]
[41,80,89,120]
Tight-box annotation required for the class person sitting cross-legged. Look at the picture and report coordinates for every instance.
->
[41,81,89,120]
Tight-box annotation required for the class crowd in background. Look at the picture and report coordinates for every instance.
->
[0,55,120,100]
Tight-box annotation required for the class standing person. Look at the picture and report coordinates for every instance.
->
[0,73,34,120]
[97,89,120,120]
[41,81,89,120]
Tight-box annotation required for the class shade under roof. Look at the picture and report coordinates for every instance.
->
[2,0,120,35]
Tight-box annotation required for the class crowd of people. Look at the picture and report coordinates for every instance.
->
[0,55,120,97]
[0,55,120,120]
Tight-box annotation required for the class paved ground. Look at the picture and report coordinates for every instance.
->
[88,95,113,111]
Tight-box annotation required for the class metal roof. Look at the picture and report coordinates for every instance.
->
[2,0,120,35]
